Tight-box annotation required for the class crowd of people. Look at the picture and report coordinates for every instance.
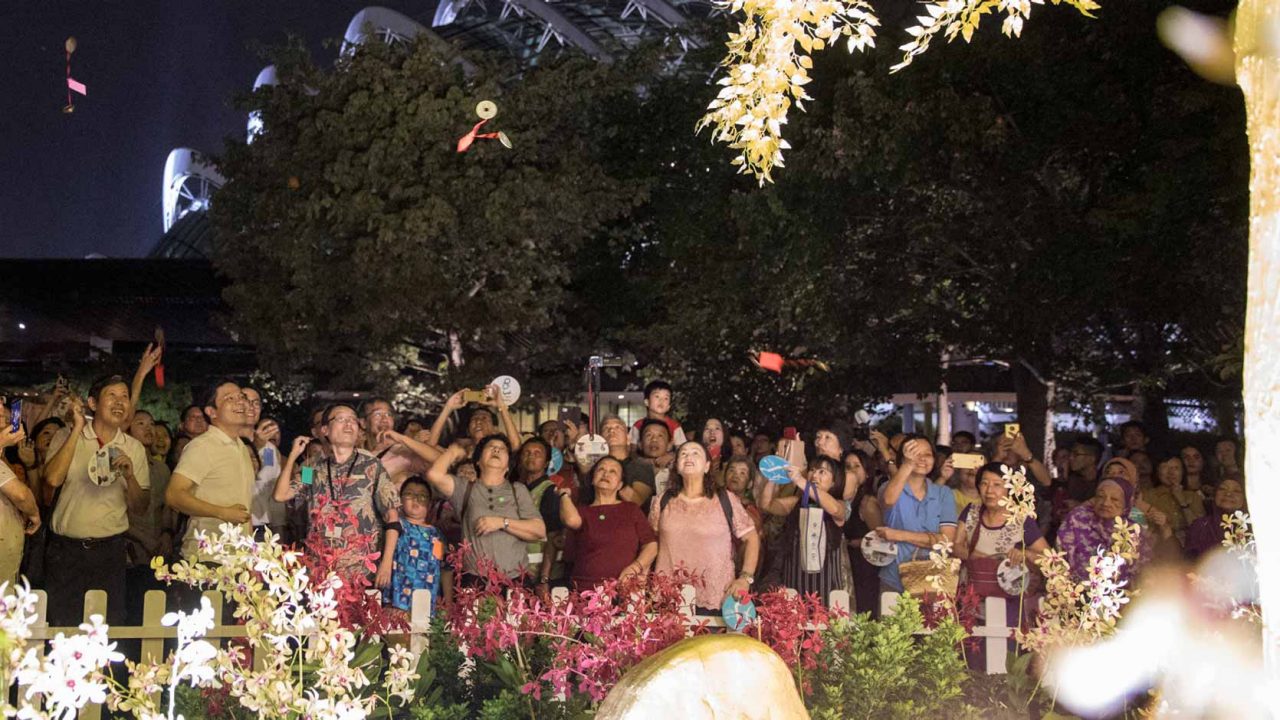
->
[0,348,1250,637]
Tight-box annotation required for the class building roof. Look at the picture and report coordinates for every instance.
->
[0,259,248,383]
[149,212,217,260]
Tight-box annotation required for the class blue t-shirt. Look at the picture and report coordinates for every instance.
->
[879,482,958,592]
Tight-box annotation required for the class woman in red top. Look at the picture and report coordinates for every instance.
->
[558,456,657,590]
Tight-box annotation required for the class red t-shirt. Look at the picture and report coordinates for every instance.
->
[569,501,657,589]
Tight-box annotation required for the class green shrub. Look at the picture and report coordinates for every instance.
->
[808,595,970,720]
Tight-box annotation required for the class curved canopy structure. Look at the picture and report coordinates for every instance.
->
[162,148,225,233]
[157,1,713,254]
[246,65,278,141]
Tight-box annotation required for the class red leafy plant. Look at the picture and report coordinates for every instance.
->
[302,492,406,635]
[445,545,838,706]
[747,588,844,696]
[446,545,702,703]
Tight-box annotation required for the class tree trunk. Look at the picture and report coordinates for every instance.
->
[1013,360,1049,461]
[1235,0,1280,686]
[1138,390,1170,451]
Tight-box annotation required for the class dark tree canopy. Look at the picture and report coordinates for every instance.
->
[209,3,1246,440]
[211,39,652,390]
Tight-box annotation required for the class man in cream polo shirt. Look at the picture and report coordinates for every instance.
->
[166,379,254,562]
[42,374,150,626]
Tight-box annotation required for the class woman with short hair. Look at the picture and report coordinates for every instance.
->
[426,435,545,583]
[874,435,958,594]
[558,456,657,590]
[1145,456,1206,546]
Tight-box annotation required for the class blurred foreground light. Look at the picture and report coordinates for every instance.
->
[1157,7,1235,85]
[1046,556,1273,719]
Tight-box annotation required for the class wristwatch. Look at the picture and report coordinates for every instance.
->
[503,518,511,530]
[739,572,755,586]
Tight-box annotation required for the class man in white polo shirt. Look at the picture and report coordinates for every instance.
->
[42,374,150,626]
[166,379,254,562]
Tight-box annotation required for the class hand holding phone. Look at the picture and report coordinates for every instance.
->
[1004,423,1021,440]
[9,400,22,433]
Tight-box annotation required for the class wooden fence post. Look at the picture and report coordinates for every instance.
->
[80,590,108,720]
[17,590,49,709]
[409,589,433,657]
[975,596,1010,675]
[140,590,167,664]
[828,589,851,615]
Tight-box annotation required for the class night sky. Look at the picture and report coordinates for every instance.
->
[0,0,428,259]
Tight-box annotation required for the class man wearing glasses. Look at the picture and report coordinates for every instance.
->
[166,379,255,562]
[360,398,443,489]
[273,403,399,574]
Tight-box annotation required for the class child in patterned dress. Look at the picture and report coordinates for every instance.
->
[376,476,444,616]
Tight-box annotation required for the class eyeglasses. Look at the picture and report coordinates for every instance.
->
[329,416,359,426]
[402,492,430,503]
[367,410,393,420]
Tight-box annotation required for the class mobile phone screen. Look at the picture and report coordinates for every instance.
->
[9,401,21,433]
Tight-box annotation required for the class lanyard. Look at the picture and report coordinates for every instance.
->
[325,453,359,500]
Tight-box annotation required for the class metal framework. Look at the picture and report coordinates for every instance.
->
[431,0,706,62]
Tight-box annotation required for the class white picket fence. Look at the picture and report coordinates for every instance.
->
[20,582,850,718]
[880,591,1024,674]
[21,588,435,720]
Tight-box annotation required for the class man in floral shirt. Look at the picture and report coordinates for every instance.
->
[274,403,398,572]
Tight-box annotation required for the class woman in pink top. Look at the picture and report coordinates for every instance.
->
[649,442,759,610]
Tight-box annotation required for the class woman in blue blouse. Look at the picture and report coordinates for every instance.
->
[874,434,958,593]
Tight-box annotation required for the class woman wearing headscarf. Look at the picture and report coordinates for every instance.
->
[1099,457,1169,532]
[1055,477,1158,581]
[1184,476,1247,560]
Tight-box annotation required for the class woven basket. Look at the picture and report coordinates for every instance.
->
[899,553,958,597]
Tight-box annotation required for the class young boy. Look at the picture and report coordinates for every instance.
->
[628,380,687,449]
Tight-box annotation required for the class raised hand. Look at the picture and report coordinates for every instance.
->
[67,396,86,428]
[288,435,313,460]
[444,390,467,412]
[0,426,26,450]
[1010,432,1033,463]
[16,439,36,467]
[254,420,280,446]
[138,342,164,375]
[870,430,892,460]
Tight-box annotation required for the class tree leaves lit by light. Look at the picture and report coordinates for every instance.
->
[697,0,880,185]
[701,0,1100,182]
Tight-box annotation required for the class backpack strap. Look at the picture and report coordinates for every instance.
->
[717,489,735,534]
[458,479,477,521]
[965,505,983,555]
[658,491,736,539]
